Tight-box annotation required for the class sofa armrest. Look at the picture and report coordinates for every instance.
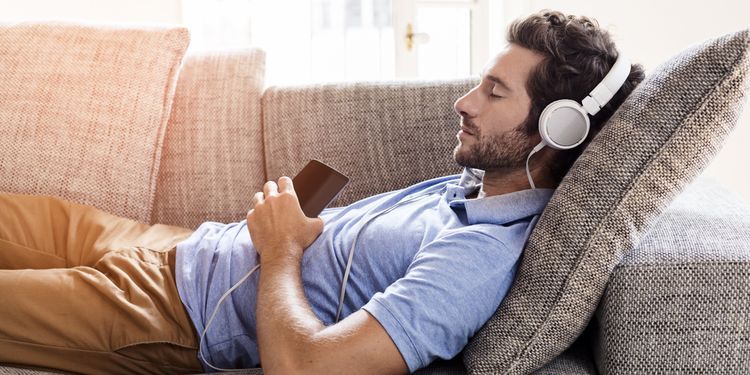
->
[594,174,750,373]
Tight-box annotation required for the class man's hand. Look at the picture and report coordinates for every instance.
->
[246,176,324,264]
[250,176,408,374]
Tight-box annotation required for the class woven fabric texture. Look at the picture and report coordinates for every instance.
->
[151,49,266,229]
[530,326,597,375]
[261,79,476,206]
[594,175,750,373]
[0,368,61,375]
[531,351,595,375]
[0,22,189,223]
[464,29,750,374]
[416,328,597,375]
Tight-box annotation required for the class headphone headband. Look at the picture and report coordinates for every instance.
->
[581,54,631,115]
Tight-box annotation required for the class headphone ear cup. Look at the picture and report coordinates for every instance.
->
[538,99,590,150]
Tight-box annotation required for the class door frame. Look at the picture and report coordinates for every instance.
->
[392,0,489,78]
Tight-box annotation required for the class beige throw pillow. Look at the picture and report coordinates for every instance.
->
[0,22,189,222]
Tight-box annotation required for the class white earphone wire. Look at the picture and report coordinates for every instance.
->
[526,142,546,190]
[199,263,261,372]
[200,183,449,371]
[335,184,448,322]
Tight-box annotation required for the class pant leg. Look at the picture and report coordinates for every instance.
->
[0,191,192,270]
[0,192,203,374]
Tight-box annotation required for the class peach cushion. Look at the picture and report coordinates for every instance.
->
[0,22,189,222]
[152,49,266,229]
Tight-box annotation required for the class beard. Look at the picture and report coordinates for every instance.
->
[453,120,535,171]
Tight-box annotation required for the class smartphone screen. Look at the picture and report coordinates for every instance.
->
[292,160,350,218]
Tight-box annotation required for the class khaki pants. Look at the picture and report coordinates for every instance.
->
[0,192,204,375]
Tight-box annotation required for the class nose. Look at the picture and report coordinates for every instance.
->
[454,85,480,119]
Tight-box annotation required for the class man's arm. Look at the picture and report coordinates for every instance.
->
[247,177,409,375]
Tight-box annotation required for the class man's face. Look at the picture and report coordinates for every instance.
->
[453,43,544,172]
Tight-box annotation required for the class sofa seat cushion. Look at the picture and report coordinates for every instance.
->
[0,22,189,222]
[464,29,750,373]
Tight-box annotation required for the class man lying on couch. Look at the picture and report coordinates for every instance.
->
[0,10,644,375]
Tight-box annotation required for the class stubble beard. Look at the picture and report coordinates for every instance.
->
[453,121,534,171]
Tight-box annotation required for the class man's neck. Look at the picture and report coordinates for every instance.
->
[469,167,556,199]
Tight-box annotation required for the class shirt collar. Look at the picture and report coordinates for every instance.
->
[458,167,485,190]
[448,167,555,225]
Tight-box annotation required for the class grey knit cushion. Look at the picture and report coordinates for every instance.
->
[530,327,596,375]
[464,29,750,373]
[416,327,597,375]
[594,175,750,373]
[261,79,476,206]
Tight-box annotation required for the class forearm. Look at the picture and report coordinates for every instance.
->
[249,177,406,374]
[256,246,326,374]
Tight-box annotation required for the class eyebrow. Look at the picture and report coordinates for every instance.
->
[479,67,515,93]
[485,74,513,93]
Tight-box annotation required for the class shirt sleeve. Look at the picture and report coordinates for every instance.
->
[361,227,524,372]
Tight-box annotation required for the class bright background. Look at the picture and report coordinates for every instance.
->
[2,0,749,203]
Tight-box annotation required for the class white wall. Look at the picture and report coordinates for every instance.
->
[494,0,750,203]
[0,0,182,25]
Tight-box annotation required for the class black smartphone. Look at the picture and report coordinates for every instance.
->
[292,160,350,218]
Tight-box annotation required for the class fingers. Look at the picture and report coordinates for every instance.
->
[251,191,264,207]
[263,180,279,197]
[253,177,293,211]
[278,176,294,193]
[248,190,263,216]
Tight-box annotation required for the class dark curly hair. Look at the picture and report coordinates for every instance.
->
[508,10,645,185]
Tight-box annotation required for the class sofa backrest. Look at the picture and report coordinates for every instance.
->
[152,51,475,227]
[152,48,266,229]
[262,79,476,207]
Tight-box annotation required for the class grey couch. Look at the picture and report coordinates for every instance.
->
[2,23,749,374]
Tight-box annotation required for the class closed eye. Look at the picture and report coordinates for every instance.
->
[490,83,505,99]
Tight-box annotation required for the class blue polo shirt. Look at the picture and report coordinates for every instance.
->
[175,168,554,372]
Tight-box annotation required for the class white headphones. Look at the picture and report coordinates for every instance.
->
[526,54,631,189]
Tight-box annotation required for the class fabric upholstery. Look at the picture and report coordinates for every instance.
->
[594,175,750,373]
[261,79,476,206]
[532,350,596,375]
[416,328,597,375]
[0,367,60,375]
[151,49,266,229]
[464,29,750,373]
[530,326,597,375]
[0,22,189,223]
